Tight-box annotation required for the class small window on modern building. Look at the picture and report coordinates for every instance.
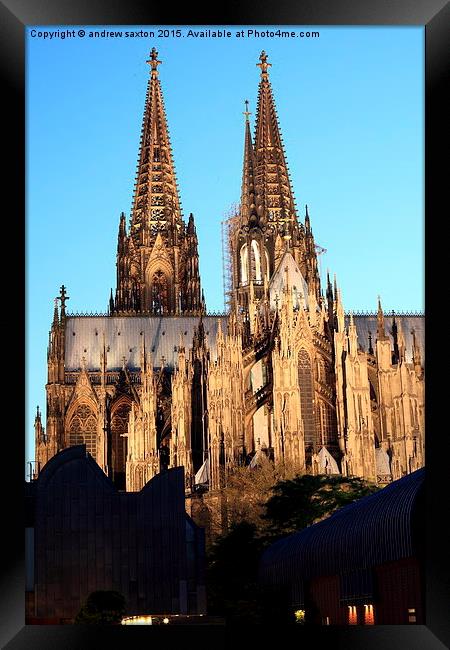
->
[322,616,330,625]
[294,609,305,624]
[348,605,357,625]
[364,604,374,625]
[408,608,417,623]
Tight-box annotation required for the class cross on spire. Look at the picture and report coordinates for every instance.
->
[243,99,251,122]
[59,284,69,308]
[58,284,69,319]
[257,51,272,76]
[147,47,162,76]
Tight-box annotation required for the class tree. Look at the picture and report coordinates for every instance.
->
[219,455,300,535]
[263,473,379,539]
[204,471,379,623]
[205,521,292,625]
[74,590,126,624]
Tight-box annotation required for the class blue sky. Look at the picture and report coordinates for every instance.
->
[26,26,424,467]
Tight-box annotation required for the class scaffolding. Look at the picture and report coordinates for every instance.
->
[221,203,240,313]
[221,206,327,310]
[315,243,327,280]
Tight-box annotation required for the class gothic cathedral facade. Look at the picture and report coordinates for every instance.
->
[35,49,425,494]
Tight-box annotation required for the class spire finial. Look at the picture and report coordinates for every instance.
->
[52,297,59,327]
[377,295,386,339]
[257,51,272,77]
[147,47,162,77]
[243,99,251,122]
[59,284,69,312]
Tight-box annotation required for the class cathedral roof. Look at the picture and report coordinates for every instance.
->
[64,312,424,371]
[317,446,340,474]
[65,315,227,371]
[194,458,209,485]
[347,314,424,363]
[269,251,309,311]
[375,447,391,476]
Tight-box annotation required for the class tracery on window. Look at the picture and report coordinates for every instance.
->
[264,247,270,278]
[250,240,262,282]
[298,349,315,450]
[151,270,169,314]
[111,402,131,475]
[240,244,248,285]
[318,400,333,447]
[68,403,97,459]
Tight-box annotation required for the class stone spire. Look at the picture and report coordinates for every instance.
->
[113,48,203,316]
[240,100,259,227]
[253,51,298,236]
[58,284,69,320]
[183,213,203,313]
[52,297,59,328]
[130,47,182,241]
[348,312,358,357]
[377,296,387,340]
[34,405,44,441]
[391,312,399,363]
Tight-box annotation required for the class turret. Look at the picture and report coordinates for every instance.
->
[348,312,358,357]
[375,297,392,369]
[411,328,422,375]
[34,405,45,443]
[377,296,387,340]
[183,213,202,314]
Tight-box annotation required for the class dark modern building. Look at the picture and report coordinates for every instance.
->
[25,445,206,623]
[259,468,425,625]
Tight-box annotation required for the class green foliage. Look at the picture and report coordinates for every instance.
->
[263,473,379,539]
[74,590,126,625]
[205,470,379,623]
[220,456,300,536]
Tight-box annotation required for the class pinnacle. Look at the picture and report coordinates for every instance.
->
[130,50,183,235]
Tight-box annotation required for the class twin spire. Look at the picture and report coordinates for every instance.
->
[130,47,182,241]
[132,48,296,240]
[240,51,298,236]
[113,48,203,315]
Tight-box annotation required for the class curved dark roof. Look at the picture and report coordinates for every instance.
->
[36,444,114,493]
[36,444,185,497]
[259,468,424,585]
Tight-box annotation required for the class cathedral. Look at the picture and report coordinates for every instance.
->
[35,48,424,497]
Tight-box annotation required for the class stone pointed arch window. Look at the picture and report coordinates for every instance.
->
[251,240,262,282]
[151,270,169,314]
[298,349,315,452]
[68,403,97,459]
[111,402,131,480]
[264,247,271,278]
[240,243,248,285]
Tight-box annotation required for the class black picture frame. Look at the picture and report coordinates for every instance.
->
[2,0,448,647]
